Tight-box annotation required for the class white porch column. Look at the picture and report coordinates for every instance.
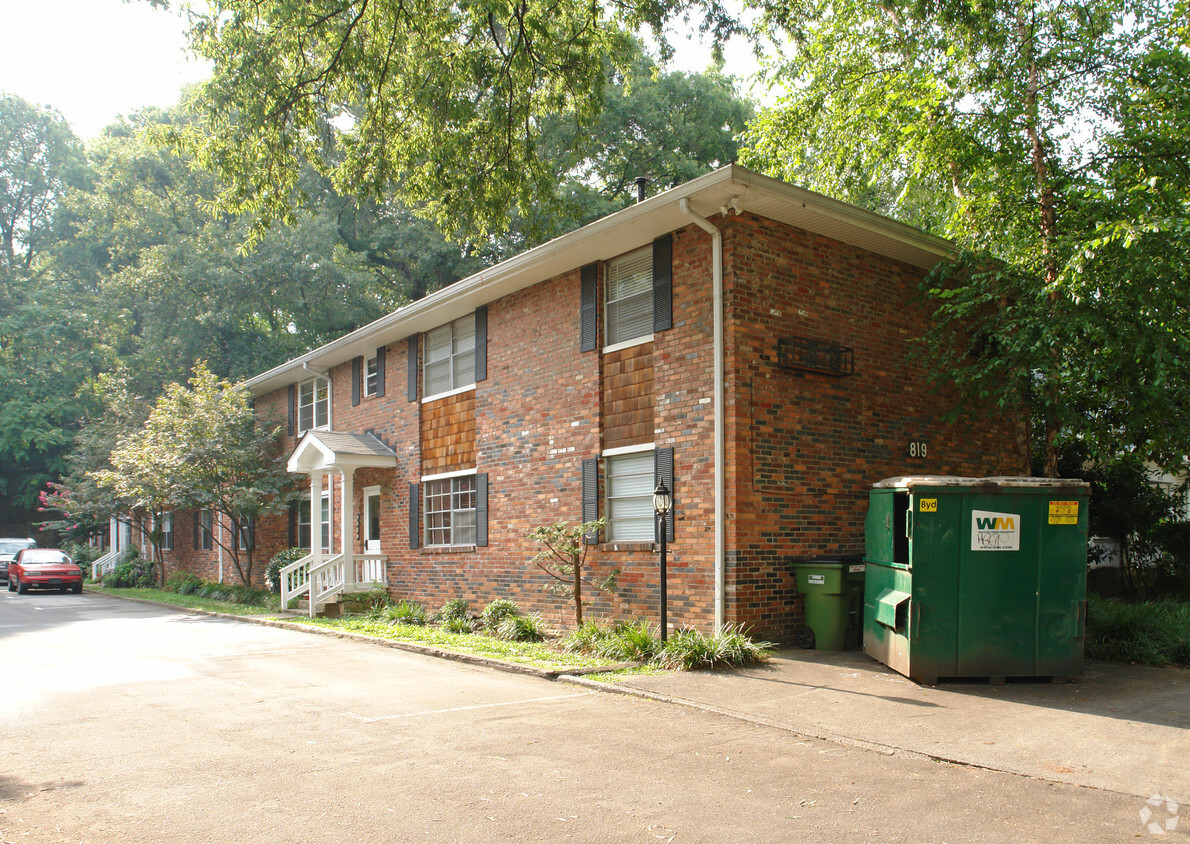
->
[340,467,355,589]
[310,470,325,567]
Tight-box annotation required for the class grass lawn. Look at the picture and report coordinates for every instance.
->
[87,584,650,673]
[1086,594,1190,668]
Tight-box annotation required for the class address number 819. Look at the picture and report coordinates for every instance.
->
[908,441,928,458]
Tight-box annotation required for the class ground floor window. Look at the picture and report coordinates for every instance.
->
[199,509,214,550]
[160,512,173,551]
[605,451,655,541]
[424,474,476,547]
[298,493,333,552]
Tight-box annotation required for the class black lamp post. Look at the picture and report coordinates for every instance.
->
[653,480,672,643]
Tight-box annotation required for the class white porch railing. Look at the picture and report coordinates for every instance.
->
[91,548,121,581]
[352,552,387,589]
[280,552,388,618]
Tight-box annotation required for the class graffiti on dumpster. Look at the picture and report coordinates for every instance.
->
[971,510,1021,551]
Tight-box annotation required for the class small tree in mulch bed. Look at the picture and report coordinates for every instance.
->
[528,518,615,626]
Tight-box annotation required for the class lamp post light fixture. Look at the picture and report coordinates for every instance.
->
[653,480,672,643]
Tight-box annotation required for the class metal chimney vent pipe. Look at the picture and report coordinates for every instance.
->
[634,176,649,202]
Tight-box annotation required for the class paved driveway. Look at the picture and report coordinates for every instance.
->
[0,591,1167,842]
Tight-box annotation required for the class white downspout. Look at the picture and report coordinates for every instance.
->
[217,517,224,583]
[679,197,725,633]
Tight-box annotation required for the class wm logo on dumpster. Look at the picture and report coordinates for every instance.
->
[971,510,1020,551]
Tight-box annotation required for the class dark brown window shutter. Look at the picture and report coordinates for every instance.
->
[376,345,386,397]
[407,336,419,402]
[475,306,488,382]
[287,384,296,436]
[655,447,675,542]
[653,234,673,333]
[580,264,597,352]
[409,482,420,549]
[476,473,488,547]
[288,502,298,548]
[582,458,599,544]
[352,356,362,406]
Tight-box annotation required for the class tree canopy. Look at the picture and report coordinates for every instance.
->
[742,0,1190,475]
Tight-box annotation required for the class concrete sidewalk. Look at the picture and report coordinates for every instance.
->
[580,649,1189,804]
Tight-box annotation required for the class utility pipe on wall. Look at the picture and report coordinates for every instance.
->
[679,197,725,632]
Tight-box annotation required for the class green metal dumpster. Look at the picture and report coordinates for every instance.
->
[864,476,1090,683]
[791,556,866,650]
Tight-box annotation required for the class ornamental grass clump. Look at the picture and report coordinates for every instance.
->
[654,624,774,671]
[380,599,429,625]
[480,598,522,629]
[495,612,547,642]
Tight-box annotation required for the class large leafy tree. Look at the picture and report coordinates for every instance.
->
[743,0,1190,475]
[97,363,291,585]
[0,94,101,531]
[165,0,739,239]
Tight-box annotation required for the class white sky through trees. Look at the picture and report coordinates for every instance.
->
[0,0,761,140]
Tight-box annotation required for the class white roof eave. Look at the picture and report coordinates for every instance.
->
[245,165,955,397]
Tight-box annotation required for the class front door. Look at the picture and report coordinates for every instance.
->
[364,487,382,553]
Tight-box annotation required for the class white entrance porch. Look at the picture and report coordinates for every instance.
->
[280,430,398,616]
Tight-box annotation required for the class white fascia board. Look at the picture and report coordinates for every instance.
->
[243,165,955,397]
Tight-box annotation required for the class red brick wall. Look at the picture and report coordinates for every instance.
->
[218,212,1021,642]
[720,212,1021,638]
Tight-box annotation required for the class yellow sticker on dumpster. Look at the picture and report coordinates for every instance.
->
[919,498,938,512]
[1049,500,1079,524]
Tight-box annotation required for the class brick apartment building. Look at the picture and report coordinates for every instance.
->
[151,165,1021,641]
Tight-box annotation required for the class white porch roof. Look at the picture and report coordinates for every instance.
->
[287,430,399,474]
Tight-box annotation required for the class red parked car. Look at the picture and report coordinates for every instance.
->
[8,548,83,594]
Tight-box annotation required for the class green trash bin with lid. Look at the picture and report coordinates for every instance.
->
[791,556,866,650]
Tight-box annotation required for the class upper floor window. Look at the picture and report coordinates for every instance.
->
[298,377,329,432]
[364,356,379,397]
[424,314,476,398]
[606,246,654,347]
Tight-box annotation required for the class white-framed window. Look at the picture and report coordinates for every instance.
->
[605,246,653,347]
[161,512,173,551]
[299,492,333,552]
[424,473,477,547]
[605,450,655,541]
[423,314,476,398]
[199,509,214,551]
[298,376,330,432]
[364,356,379,397]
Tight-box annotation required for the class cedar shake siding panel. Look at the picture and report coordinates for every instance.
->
[601,342,654,450]
[421,391,476,475]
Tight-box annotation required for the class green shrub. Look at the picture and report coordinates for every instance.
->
[164,573,204,594]
[437,598,471,623]
[653,624,774,671]
[495,612,546,642]
[481,599,521,628]
[442,615,476,634]
[266,547,308,594]
[381,600,429,625]
[105,555,157,588]
[563,619,660,661]
[1086,595,1190,667]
